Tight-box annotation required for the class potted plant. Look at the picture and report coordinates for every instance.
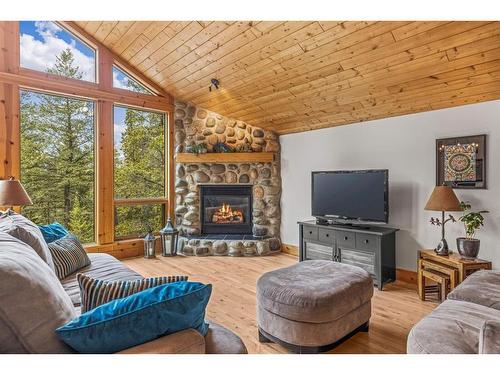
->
[456,201,489,258]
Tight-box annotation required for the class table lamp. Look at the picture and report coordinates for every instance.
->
[0,177,32,215]
[424,185,462,256]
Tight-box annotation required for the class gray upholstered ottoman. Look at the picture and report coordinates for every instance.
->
[257,260,373,353]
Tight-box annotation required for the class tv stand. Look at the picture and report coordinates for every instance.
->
[298,220,398,290]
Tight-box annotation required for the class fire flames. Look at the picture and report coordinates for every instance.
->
[212,203,244,224]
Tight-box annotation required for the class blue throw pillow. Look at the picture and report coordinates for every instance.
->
[38,222,69,243]
[55,281,211,353]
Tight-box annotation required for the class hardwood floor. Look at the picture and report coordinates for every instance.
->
[123,253,436,354]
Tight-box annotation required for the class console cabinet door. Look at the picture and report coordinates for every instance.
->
[303,241,334,261]
[340,248,376,277]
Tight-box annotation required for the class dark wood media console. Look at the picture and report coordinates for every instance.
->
[298,220,398,290]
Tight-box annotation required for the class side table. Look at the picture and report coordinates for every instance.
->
[417,249,492,301]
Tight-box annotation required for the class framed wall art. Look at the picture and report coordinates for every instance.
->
[436,134,487,189]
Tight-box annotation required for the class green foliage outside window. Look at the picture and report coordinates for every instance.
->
[113,105,166,239]
[114,204,164,239]
[20,48,167,243]
[20,49,95,242]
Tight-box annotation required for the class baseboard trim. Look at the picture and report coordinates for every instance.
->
[281,243,299,256]
[396,268,417,285]
[281,243,417,285]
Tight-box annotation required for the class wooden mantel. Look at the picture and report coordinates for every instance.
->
[175,152,275,163]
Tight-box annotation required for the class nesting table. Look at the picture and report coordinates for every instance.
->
[417,249,492,301]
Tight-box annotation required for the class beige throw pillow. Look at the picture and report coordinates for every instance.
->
[0,212,55,271]
[0,232,76,353]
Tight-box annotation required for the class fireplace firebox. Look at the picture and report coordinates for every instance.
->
[200,185,253,234]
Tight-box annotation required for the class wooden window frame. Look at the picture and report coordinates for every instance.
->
[112,103,168,241]
[0,21,175,258]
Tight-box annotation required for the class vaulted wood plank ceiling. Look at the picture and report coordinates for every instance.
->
[75,21,500,134]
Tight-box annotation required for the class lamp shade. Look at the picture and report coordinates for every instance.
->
[424,186,461,212]
[0,178,33,207]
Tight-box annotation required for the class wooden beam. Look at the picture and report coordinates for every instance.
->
[98,46,113,90]
[0,83,20,180]
[0,22,20,180]
[0,70,173,112]
[96,100,114,245]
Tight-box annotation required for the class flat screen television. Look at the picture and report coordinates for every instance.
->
[311,169,389,224]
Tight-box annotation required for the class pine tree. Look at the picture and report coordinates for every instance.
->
[20,48,165,241]
[21,48,95,242]
[69,194,93,240]
[114,107,165,237]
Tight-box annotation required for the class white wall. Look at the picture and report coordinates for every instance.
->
[280,100,500,271]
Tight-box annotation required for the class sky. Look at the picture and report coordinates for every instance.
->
[20,21,96,82]
[19,21,152,152]
[114,106,127,151]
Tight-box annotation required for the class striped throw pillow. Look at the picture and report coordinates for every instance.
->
[77,274,189,313]
[48,235,91,280]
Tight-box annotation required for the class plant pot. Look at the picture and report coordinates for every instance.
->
[456,237,480,259]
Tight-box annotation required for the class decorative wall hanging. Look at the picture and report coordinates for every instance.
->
[436,134,486,189]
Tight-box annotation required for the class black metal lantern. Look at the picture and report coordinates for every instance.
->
[143,230,156,259]
[160,218,179,256]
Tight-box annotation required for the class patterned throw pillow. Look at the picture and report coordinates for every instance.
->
[48,235,91,280]
[77,274,189,313]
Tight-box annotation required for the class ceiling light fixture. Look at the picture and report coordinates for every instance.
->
[209,78,220,92]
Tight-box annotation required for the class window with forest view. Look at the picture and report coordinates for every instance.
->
[20,88,95,243]
[114,105,166,239]
[19,21,96,82]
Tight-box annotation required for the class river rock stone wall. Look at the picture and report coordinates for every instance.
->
[174,100,282,256]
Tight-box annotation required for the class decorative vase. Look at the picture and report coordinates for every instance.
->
[456,237,480,259]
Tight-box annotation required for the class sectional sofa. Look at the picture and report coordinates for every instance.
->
[0,214,247,354]
[408,269,500,354]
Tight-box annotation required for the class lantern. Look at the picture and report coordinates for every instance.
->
[143,230,156,259]
[160,218,179,257]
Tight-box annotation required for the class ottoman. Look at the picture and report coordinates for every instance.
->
[257,260,373,353]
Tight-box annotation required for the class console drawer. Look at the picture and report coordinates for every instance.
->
[356,233,378,252]
[318,228,335,244]
[303,226,318,241]
[336,230,355,248]
[304,242,333,261]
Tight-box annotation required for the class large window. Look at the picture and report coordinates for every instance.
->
[19,21,96,82]
[113,105,166,239]
[6,20,172,249]
[20,90,95,243]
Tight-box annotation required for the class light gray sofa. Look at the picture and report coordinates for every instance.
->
[0,218,247,354]
[407,269,500,354]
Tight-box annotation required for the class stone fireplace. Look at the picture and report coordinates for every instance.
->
[200,185,253,235]
[173,100,282,256]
